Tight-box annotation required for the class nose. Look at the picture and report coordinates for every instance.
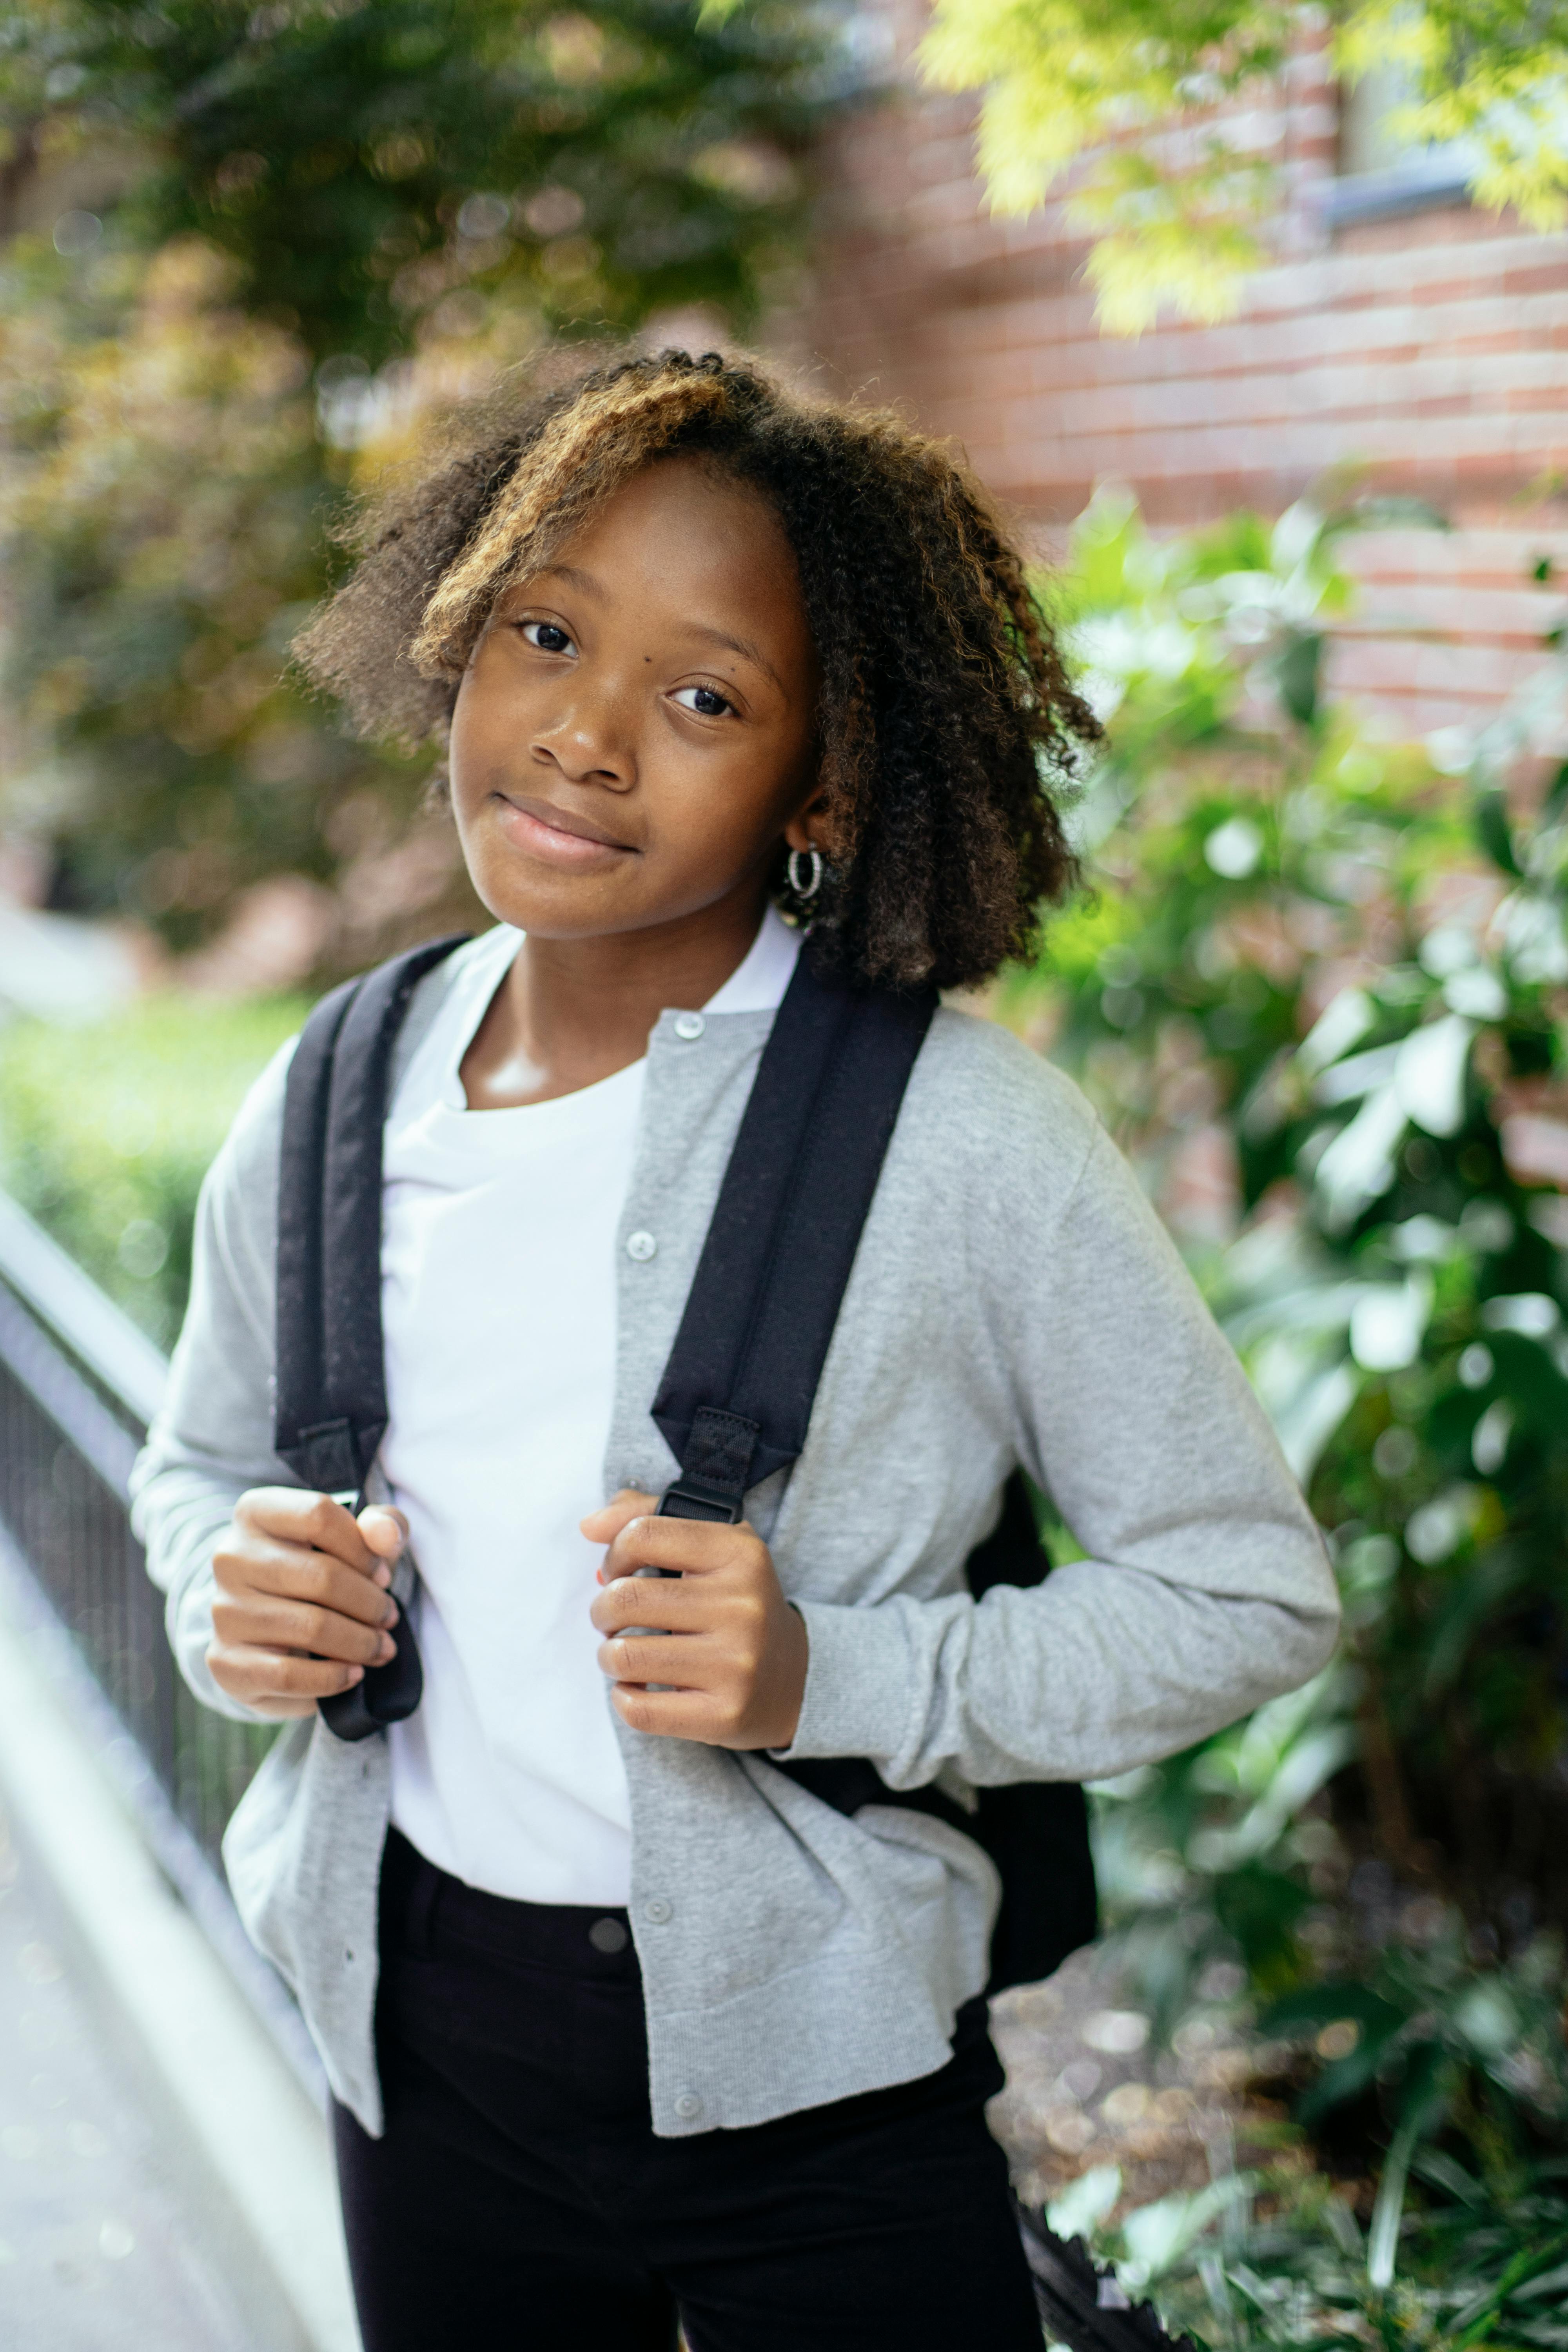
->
[530,671,636,791]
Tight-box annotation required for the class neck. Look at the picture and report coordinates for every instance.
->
[461,882,770,1110]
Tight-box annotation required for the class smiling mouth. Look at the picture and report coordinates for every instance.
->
[500,793,635,850]
[494,793,639,867]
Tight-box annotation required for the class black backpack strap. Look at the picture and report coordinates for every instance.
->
[650,952,1097,1991]
[275,936,470,1484]
[274,934,469,1743]
[652,955,937,1520]
[274,973,361,1492]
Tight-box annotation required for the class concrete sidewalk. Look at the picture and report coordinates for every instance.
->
[0,1565,360,2352]
[0,1788,261,2348]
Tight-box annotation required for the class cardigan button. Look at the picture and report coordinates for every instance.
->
[644,1896,673,1925]
[625,1230,657,1263]
[673,1011,705,1041]
[673,2092,703,2121]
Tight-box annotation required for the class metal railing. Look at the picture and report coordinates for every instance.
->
[0,1189,321,2098]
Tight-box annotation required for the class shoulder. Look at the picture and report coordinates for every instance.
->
[386,924,512,1096]
[901,1005,1104,1206]
[209,1031,294,1211]
[210,927,500,1207]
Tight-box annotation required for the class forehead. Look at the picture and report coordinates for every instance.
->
[525,454,801,615]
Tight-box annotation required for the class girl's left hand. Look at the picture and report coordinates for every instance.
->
[582,1492,808,1751]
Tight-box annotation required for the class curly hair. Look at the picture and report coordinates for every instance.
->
[294,348,1097,990]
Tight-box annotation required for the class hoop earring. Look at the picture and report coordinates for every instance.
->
[787,846,824,902]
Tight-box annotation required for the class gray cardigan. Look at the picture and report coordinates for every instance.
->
[130,937,1339,2139]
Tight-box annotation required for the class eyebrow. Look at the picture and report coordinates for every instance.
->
[530,566,786,696]
[686,623,786,696]
[534,562,603,599]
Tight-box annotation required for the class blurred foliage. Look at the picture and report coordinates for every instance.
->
[0,1,845,965]
[0,234,405,948]
[918,0,1568,333]
[0,993,303,1346]
[1005,489,1568,2332]
[2,1,841,362]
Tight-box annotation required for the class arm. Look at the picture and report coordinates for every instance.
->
[785,1116,1340,1785]
[129,1045,403,1722]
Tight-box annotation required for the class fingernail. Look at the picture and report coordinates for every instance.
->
[374,1564,392,1587]
[383,1601,400,1626]
[379,1635,396,1662]
[348,1666,364,1682]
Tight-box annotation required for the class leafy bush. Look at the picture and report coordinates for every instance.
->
[1009,487,1568,1943]
[1004,492,1568,2330]
[0,994,305,1348]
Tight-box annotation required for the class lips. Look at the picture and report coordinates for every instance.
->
[495,793,637,866]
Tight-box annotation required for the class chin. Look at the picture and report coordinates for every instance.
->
[464,858,619,942]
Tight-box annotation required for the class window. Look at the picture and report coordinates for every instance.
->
[1326,59,1474,227]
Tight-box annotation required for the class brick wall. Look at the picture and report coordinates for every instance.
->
[784,5,1568,741]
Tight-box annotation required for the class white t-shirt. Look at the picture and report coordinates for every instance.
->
[381,907,801,1904]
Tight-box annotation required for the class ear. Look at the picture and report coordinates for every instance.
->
[782,782,837,861]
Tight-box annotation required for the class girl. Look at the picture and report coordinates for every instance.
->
[132,349,1338,2352]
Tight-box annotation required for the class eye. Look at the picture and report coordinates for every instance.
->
[671,684,736,719]
[520,620,575,656]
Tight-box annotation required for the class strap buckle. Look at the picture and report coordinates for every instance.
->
[658,1481,745,1524]
[657,1403,759,1525]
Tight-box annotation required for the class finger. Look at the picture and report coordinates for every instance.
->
[237,1488,381,1577]
[580,1491,659,1546]
[207,1642,367,1703]
[214,1594,397,1668]
[596,1632,715,1688]
[356,1506,407,1576]
[590,1577,713,1637]
[609,1684,731,1741]
[220,1541,400,1630]
[601,1514,747,1585]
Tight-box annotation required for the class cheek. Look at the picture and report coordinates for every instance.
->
[644,771,766,881]
[446,671,496,808]
[646,731,811,860]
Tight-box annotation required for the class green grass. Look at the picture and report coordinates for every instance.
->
[0,993,308,1350]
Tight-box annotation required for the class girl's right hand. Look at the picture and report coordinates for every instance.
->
[207,1489,406,1719]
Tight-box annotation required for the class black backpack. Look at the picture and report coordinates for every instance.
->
[274,936,1097,1991]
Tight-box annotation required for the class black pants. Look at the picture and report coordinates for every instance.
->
[334,1829,1042,2351]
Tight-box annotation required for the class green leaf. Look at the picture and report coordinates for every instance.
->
[1475,789,1523,877]
[1275,631,1323,728]
[1213,1864,1311,1975]
[1367,2109,1422,2288]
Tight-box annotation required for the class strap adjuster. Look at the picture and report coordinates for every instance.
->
[658,1481,745,1524]
[659,1404,759,1524]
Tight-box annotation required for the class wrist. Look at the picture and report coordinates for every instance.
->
[762,1599,809,1750]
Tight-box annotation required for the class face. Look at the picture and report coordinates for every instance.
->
[447,455,823,942]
